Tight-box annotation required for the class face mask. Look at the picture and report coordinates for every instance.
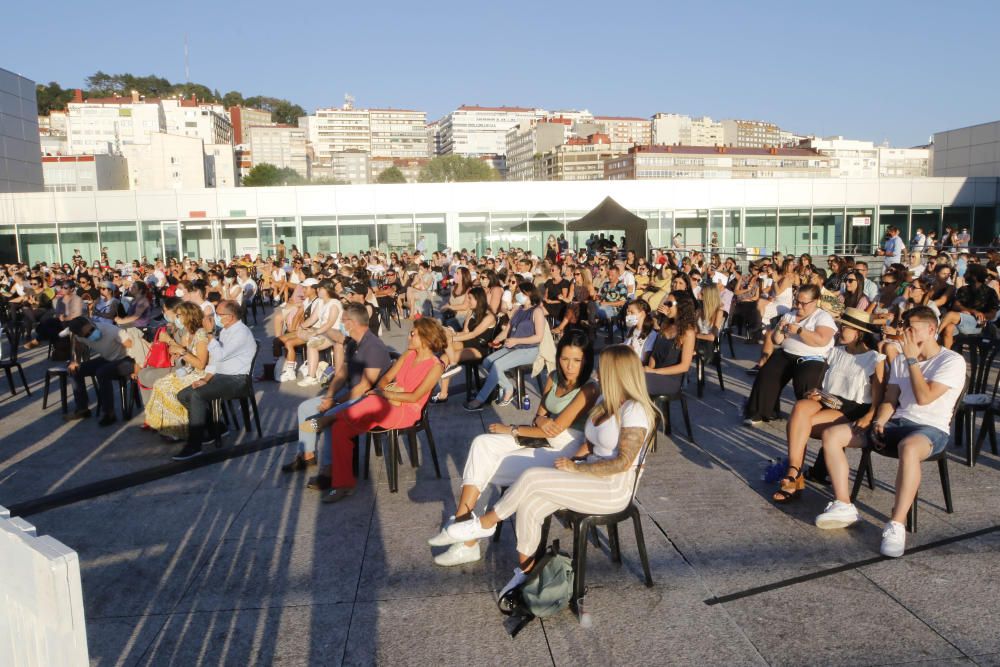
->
[210,280,220,287]
[338,322,348,336]
[515,293,528,305]
[87,328,102,342]
[625,314,639,327]
[175,289,186,297]
[214,314,223,328]
[174,317,185,331]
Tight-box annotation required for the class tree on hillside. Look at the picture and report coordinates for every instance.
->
[242,163,305,187]
[36,82,75,115]
[222,91,245,108]
[376,166,407,184]
[418,155,499,183]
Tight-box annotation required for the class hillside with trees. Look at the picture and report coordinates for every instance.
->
[35,71,305,124]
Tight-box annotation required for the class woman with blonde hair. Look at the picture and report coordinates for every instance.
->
[696,283,725,360]
[443,344,658,600]
[144,301,212,441]
[552,266,596,336]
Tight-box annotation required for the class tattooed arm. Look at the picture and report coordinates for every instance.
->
[557,426,647,477]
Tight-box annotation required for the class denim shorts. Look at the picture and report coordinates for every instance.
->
[957,312,983,335]
[883,417,950,456]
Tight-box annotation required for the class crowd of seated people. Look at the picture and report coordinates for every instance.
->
[3,230,1000,590]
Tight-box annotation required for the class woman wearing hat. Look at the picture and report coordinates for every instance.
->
[772,307,885,503]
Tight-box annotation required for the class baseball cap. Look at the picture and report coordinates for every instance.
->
[301,278,320,287]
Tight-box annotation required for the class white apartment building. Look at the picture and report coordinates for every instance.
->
[204,144,237,188]
[605,145,833,180]
[42,154,129,192]
[932,120,1000,178]
[879,147,929,178]
[369,109,429,158]
[505,119,572,181]
[248,125,309,179]
[801,137,930,179]
[162,98,234,146]
[722,119,782,148]
[66,92,166,154]
[310,106,371,164]
[38,110,67,137]
[594,116,651,147]
[651,113,723,146]
[437,106,545,156]
[122,133,206,190]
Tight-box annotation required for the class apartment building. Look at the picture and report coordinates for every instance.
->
[880,146,930,177]
[505,118,573,181]
[369,109,429,158]
[162,98,233,145]
[536,134,616,181]
[248,125,309,179]
[369,156,430,183]
[65,90,166,154]
[604,145,832,180]
[721,119,782,148]
[437,105,545,157]
[122,132,206,190]
[651,113,723,146]
[800,136,930,178]
[594,116,651,147]
[230,106,272,145]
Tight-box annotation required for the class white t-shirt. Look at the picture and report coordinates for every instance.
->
[625,330,658,362]
[779,308,837,357]
[889,348,966,434]
[823,346,883,405]
[584,400,652,468]
[711,271,728,287]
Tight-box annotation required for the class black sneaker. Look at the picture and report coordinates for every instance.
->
[321,487,356,504]
[98,414,117,427]
[745,364,760,376]
[307,474,332,491]
[172,444,204,461]
[62,409,91,422]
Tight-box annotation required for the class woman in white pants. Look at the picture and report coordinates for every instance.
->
[428,329,599,566]
[442,345,658,600]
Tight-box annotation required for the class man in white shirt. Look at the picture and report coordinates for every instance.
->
[815,306,966,558]
[172,300,256,461]
[878,226,906,269]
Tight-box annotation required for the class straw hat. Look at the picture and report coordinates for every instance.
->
[837,307,879,334]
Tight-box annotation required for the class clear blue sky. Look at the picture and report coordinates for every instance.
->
[3,0,998,146]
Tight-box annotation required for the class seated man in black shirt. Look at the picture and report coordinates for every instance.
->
[939,264,998,348]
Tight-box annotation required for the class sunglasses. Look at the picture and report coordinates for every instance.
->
[844,278,858,283]
[662,300,676,308]
[882,281,896,287]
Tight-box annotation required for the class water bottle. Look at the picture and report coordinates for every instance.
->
[521,395,531,411]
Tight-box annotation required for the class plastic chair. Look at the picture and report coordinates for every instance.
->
[43,367,70,413]
[651,391,694,444]
[953,337,1000,466]
[363,402,441,493]
[210,340,263,446]
[535,414,660,619]
[695,312,727,398]
[0,324,31,396]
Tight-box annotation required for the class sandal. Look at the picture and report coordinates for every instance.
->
[772,466,805,503]
[430,392,449,404]
[300,417,321,433]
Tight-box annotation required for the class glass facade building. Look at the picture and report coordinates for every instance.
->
[0,178,997,265]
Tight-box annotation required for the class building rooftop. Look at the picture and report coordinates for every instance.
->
[631,144,823,156]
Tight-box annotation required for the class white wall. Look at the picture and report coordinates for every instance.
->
[0,506,89,666]
[0,68,44,192]
[933,121,1000,178]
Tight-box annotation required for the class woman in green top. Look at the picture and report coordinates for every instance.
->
[427,329,599,567]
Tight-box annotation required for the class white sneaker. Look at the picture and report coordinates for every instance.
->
[743,418,762,427]
[441,364,462,380]
[427,516,456,546]
[815,500,860,529]
[297,376,319,387]
[433,541,481,567]
[279,370,298,383]
[498,567,528,601]
[880,520,906,557]
[445,512,496,542]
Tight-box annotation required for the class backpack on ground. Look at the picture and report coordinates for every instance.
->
[497,540,574,637]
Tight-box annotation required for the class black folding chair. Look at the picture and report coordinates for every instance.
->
[363,402,441,493]
[953,337,1000,466]
[1,324,31,396]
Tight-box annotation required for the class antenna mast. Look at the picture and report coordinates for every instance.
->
[184,35,190,82]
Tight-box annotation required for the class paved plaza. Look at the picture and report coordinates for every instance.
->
[2,312,999,666]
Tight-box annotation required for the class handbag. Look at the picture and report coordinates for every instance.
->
[145,327,173,369]
[515,434,551,449]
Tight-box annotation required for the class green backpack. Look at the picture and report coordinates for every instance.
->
[498,541,574,635]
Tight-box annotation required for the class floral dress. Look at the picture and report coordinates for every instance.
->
[144,329,210,438]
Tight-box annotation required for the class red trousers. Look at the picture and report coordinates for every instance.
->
[328,395,419,487]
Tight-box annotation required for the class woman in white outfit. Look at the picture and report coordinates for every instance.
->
[428,329,599,566]
[441,345,657,601]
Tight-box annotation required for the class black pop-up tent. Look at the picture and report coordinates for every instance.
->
[567,196,649,255]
